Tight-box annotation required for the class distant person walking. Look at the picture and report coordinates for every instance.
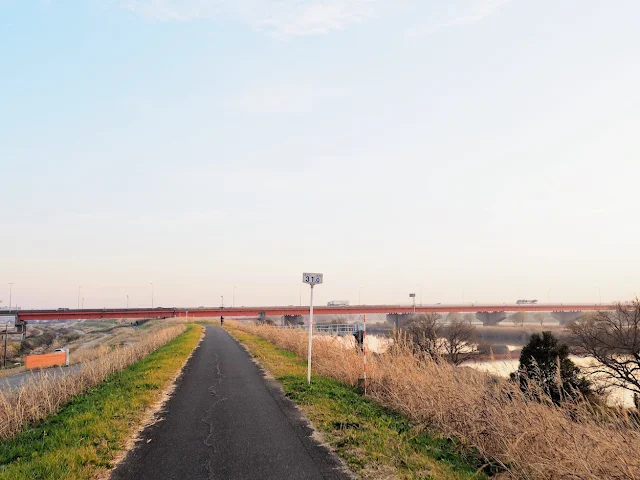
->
[220,316,224,326]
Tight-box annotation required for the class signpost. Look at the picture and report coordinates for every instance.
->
[302,272,323,384]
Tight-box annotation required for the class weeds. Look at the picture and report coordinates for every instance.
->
[0,324,187,440]
[231,321,640,479]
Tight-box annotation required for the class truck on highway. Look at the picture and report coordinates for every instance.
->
[516,299,538,305]
[327,300,349,306]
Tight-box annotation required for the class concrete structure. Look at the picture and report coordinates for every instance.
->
[475,311,508,326]
[8,303,617,325]
[283,314,304,326]
[550,311,584,326]
[385,313,414,330]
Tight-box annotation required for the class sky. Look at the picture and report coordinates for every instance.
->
[1,0,639,309]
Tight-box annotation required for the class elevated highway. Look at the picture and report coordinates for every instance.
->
[8,303,616,324]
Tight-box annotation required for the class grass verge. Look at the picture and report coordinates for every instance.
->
[0,324,202,480]
[226,325,488,480]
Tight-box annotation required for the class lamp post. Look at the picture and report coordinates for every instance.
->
[8,283,13,310]
[221,295,224,308]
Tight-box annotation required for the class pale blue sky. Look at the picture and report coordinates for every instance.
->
[1,0,639,309]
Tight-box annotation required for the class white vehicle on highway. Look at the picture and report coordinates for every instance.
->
[327,300,349,306]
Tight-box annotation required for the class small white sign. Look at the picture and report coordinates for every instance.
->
[302,273,323,285]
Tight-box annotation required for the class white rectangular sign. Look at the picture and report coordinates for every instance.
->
[302,273,323,285]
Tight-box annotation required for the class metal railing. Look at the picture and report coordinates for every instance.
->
[277,323,363,336]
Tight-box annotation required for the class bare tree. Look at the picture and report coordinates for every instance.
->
[442,317,477,365]
[510,311,527,326]
[533,312,545,327]
[569,301,640,400]
[403,313,443,357]
[401,314,477,365]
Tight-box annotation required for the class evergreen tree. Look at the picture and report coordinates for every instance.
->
[513,331,591,403]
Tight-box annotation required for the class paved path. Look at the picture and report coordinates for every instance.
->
[111,325,350,480]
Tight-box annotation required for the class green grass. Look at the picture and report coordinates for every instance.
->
[227,327,490,480]
[0,325,202,480]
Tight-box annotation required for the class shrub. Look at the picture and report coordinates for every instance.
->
[512,331,592,404]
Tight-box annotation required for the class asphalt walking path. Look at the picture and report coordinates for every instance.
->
[111,325,350,480]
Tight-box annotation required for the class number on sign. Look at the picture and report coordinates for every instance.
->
[302,273,323,285]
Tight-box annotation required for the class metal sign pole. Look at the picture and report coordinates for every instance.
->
[307,284,314,384]
[302,272,323,384]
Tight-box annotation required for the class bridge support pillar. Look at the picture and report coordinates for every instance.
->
[283,315,303,326]
[551,311,583,326]
[476,311,507,326]
[386,313,414,330]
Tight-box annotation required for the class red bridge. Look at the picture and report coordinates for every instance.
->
[9,303,616,324]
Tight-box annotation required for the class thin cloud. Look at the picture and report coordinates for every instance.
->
[122,0,383,37]
[231,83,343,114]
[406,0,512,37]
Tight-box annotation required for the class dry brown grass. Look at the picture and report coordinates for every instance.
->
[232,321,640,480]
[0,324,186,440]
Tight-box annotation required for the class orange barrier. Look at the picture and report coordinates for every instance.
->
[25,352,68,370]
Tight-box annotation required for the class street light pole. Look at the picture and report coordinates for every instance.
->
[8,283,13,310]
[599,287,602,305]
[221,295,224,308]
